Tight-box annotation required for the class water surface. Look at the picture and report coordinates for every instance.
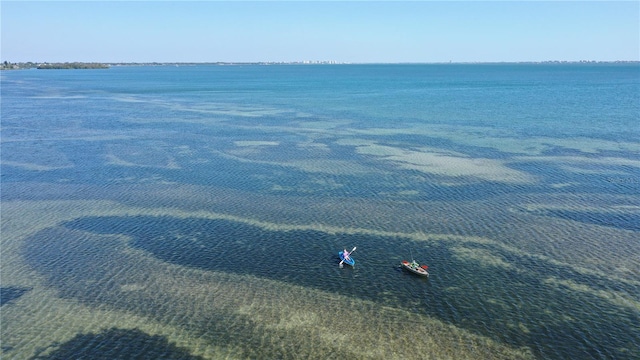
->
[2,63,639,359]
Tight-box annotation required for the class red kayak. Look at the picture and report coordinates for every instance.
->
[401,260,429,277]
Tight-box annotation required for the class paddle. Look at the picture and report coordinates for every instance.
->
[339,247,357,268]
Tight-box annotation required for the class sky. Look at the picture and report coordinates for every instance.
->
[1,1,639,63]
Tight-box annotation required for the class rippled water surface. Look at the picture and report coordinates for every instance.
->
[2,64,639,359]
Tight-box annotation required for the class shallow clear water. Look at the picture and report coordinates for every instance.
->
[1,64,639,359]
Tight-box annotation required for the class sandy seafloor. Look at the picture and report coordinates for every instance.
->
[1,64,639,359]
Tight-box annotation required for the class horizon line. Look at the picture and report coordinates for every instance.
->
[4,60,639,65]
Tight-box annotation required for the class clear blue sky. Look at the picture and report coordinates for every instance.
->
[2,1,638,63]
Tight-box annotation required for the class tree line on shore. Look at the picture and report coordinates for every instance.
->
[1,61,109,70]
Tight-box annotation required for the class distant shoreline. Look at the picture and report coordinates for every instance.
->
[37,62,110,69]
[2,60,638,70]
[1,62,110,70]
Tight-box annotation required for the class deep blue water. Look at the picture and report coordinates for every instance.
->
[2,63,639,359]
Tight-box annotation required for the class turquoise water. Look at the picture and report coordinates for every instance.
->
[1,64,639,359]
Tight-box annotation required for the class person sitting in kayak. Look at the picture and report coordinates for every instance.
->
[343,249,350,260]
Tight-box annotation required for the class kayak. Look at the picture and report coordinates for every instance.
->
[339,252,355,267]
[401,260,429,277]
